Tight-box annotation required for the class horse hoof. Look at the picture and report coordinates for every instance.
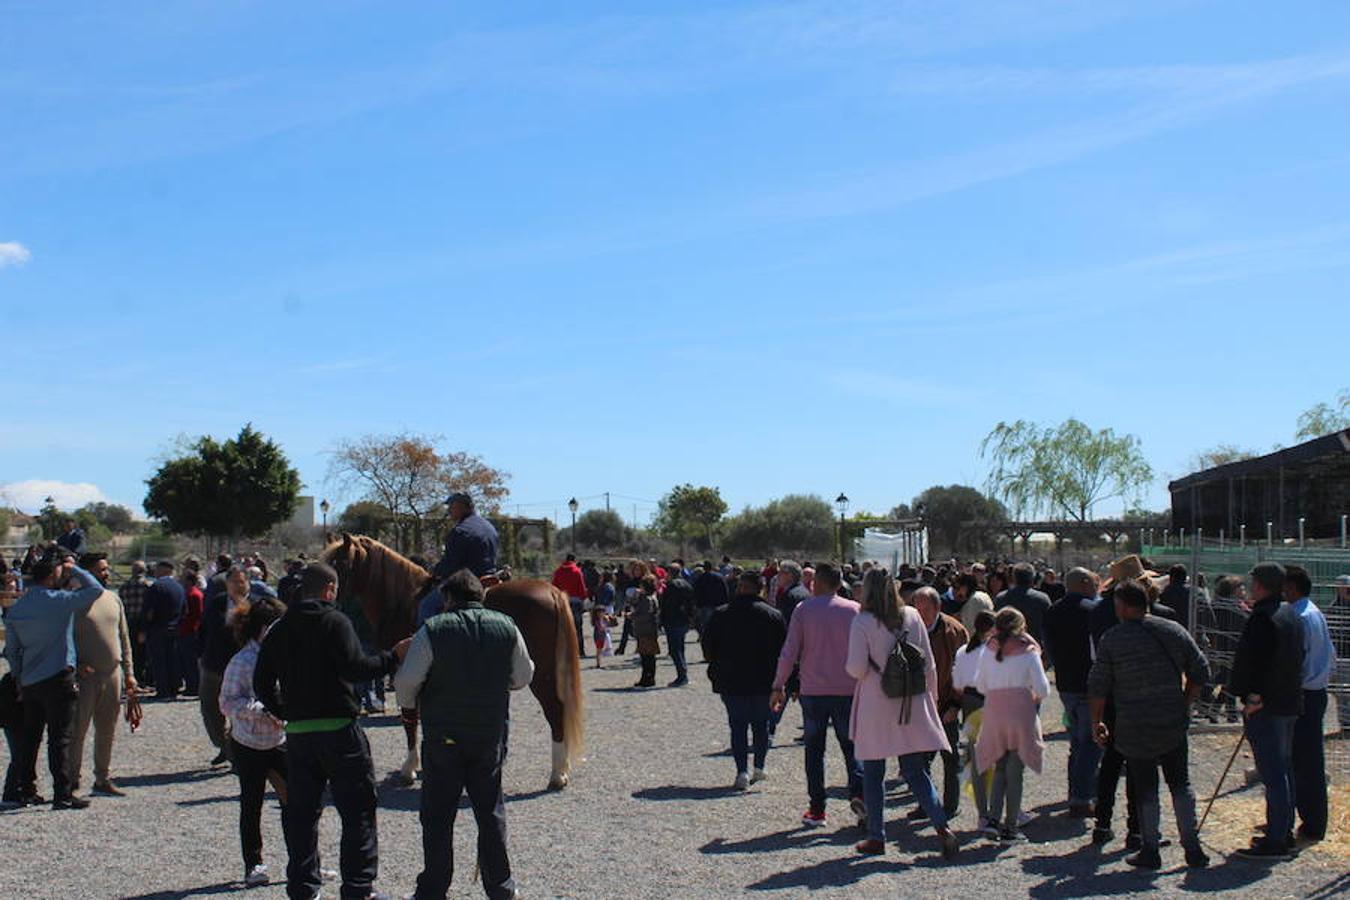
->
[547,775,569,791]
[394,771,417,787]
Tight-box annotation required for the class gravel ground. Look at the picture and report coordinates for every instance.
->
[2,641,1345,899]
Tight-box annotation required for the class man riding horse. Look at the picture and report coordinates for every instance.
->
[418,492,499,625]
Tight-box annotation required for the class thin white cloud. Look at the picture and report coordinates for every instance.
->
[0,242,31,268]
[0,479,111,513]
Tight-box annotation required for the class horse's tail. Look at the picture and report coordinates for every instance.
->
[552,584,585,762]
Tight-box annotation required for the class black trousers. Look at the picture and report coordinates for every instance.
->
[1096,744,1138,835]
[415,735,516,900]
[284,723,379,900]
[3,719,40,800]
[232,738,289,870]
[17,670,78,802]
[638,654,657,685]
[147,628,179,698]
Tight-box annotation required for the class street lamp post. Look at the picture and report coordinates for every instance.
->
[320,498,330,530]
[568,497,579,555]
[835,493,849,561]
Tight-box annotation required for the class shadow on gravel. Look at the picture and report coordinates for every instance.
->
[701,826,857,856]
[121,880,239,899]
[1303,871,1350,900]
[118,769,228,788]
[1019,844,1275,897]
[633,784,741,801]
[176,794,237,808]
[745,856,899,890]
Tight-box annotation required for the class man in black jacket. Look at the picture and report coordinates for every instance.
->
[997,563,1052,650]
[1042,567,1103,817]
[693,560,730,634]
[1229,562,1305,860]
[254,563,402,900]
[701,572,787,789]
[660,573,696,687]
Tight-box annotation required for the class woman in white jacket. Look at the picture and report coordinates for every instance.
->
[973,607,1050,842]
[951,610,996,835]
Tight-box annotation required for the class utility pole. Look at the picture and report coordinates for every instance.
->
[605,492,611,512]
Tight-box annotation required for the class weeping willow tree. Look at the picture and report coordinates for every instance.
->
[980,418,1152,522]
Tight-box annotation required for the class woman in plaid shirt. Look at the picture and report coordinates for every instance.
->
[219,597,288,888]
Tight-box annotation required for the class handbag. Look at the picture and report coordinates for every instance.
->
[869,625,928,724]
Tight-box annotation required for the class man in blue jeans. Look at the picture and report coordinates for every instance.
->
[3,551,105,809]
[659,573,695,687]
[1042,567,1103,817]
[1229,562,1305,861]
[701,571,786,789]
[1283,565,1335,843]
[770,564,863,826]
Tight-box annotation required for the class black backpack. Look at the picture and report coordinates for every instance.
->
[870,626,928,724]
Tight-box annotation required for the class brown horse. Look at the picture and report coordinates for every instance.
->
[322,534,584,789]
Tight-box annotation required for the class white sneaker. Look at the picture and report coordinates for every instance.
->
[733,771,750,790]
[244,864,269,887]
[750,768,767,784]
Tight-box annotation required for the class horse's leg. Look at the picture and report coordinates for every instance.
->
[399,714,420,784]
[530,678,568,790]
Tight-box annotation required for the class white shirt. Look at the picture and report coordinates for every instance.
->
[973,645,1050,701]
[952,643,985,691]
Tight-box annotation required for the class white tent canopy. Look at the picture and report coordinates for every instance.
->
[855,527,928,569]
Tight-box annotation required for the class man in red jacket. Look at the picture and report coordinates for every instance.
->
[552,554,588,658]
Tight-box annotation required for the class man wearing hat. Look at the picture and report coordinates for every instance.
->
[432,493,499,582]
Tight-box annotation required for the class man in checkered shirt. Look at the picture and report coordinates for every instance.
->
[118,561,153,686]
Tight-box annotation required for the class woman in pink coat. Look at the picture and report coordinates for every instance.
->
[845,569,959,860]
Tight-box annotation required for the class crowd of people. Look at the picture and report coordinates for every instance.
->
[551,550,1341,869]
[0,502,1344,896]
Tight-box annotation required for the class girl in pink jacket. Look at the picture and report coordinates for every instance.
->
[973,607,1051,842]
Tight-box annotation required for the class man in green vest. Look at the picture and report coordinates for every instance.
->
[395,569,534,900]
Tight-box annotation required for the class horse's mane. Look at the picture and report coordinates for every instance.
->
[322,534,433,647]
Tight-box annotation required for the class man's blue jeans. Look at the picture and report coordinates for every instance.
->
[1060,691,1103,806]
[720,694,771,775]
[1245,709,1297,844]
[863,754,946,843]
[1293,688,1328,838]
[800,695,863,811]
[664,625,689,681]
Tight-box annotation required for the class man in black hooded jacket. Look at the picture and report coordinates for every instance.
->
[255,562,402,900]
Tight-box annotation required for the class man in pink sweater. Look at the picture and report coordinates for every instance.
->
[771,563,863,826]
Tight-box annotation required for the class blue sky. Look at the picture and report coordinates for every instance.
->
[2,0,1348,525]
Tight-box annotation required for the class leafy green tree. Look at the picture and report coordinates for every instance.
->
[910,484,1007,555]
[722,494,836,558]
[77,501,136,534]
[144,424,302,540]
[1295,389,1349,440]
[337,500,393,540]
[37,500,65,540]
[1189,444,1258,472]
[980,418,1152,521]
[573,509,629,550]
[887,502,913,519]
[654,484,728,551]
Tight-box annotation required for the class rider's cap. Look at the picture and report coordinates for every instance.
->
[445,492,474,507]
